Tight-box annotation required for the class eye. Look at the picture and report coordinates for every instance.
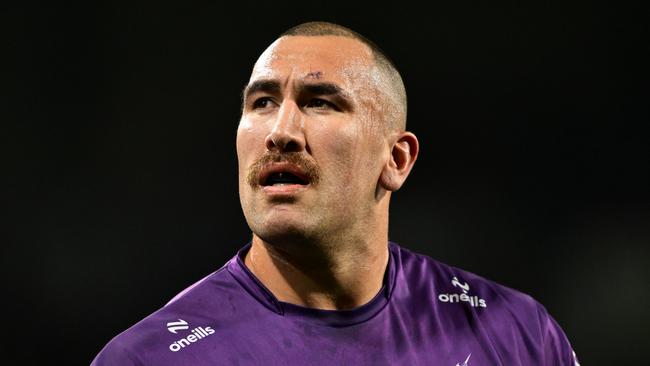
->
[251,97,275,110]
[306,98,337,110]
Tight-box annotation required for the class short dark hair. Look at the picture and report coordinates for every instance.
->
[279,21,407,131]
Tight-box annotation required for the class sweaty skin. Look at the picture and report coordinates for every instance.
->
[237,35,418,310]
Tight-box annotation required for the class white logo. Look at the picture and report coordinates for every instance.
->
[166,319,189,334]
[165,319,216,352]
[438,276,487,308]
[452,277,470,293]
[456,353,471,366]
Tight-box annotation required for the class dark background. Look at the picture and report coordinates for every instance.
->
[3,2,648,365]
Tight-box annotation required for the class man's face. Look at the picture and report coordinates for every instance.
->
[237,35,390,244]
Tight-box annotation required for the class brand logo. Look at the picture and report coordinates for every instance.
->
[165,319,216,352]
[452,277,470,293]
[455,353,471,366]
[438,276,487,308]
[166,319,189,334]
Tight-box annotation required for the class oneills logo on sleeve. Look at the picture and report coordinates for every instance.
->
[438,276,487,308]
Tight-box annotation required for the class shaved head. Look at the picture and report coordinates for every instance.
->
[278,21,407,132]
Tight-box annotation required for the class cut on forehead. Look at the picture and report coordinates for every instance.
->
[272,21,408,131]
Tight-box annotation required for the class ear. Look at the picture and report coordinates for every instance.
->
[379,131,419,192]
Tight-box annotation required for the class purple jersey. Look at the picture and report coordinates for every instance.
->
[92,242,580,365]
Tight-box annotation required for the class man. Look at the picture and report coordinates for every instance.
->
[92,21,580,365]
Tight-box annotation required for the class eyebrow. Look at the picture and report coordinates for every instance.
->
[300,82,347,98]
[241,79,354,111]
[242,79,281,102]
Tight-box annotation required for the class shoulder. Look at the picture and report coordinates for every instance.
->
[91,265,232,366]
[392,242,578,365]
[393,242,541,311]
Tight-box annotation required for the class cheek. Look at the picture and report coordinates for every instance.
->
[310,118,357,157]
[308,119,370,182]
[236,118,266,174]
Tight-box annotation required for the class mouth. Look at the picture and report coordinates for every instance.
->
[262,172,308,186]
[258,163,311,188]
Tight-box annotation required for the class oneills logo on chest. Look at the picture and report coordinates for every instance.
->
[165,319,216,352]
[438,276,487,308]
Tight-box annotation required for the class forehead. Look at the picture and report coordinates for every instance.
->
[250,36,375,85]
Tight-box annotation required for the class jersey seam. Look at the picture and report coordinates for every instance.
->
[165,265,229,306]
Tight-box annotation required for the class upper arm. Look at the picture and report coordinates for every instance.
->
[90,337,142,366]
[538,304,580,366]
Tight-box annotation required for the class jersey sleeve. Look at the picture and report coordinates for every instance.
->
[538,304,581,366]
[90,337,142,366]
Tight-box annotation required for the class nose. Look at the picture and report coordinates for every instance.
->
[265,100,306,153]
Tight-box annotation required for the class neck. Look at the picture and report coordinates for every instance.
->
[243,213,390,311]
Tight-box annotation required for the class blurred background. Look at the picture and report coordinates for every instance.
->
[2,2,648,365]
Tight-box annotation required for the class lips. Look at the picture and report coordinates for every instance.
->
[258,163,311,187]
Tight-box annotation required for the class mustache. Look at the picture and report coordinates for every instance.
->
[246,151,321,187]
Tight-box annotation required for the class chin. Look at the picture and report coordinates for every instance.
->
[253,217,311,244]
[241,197,331,246]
